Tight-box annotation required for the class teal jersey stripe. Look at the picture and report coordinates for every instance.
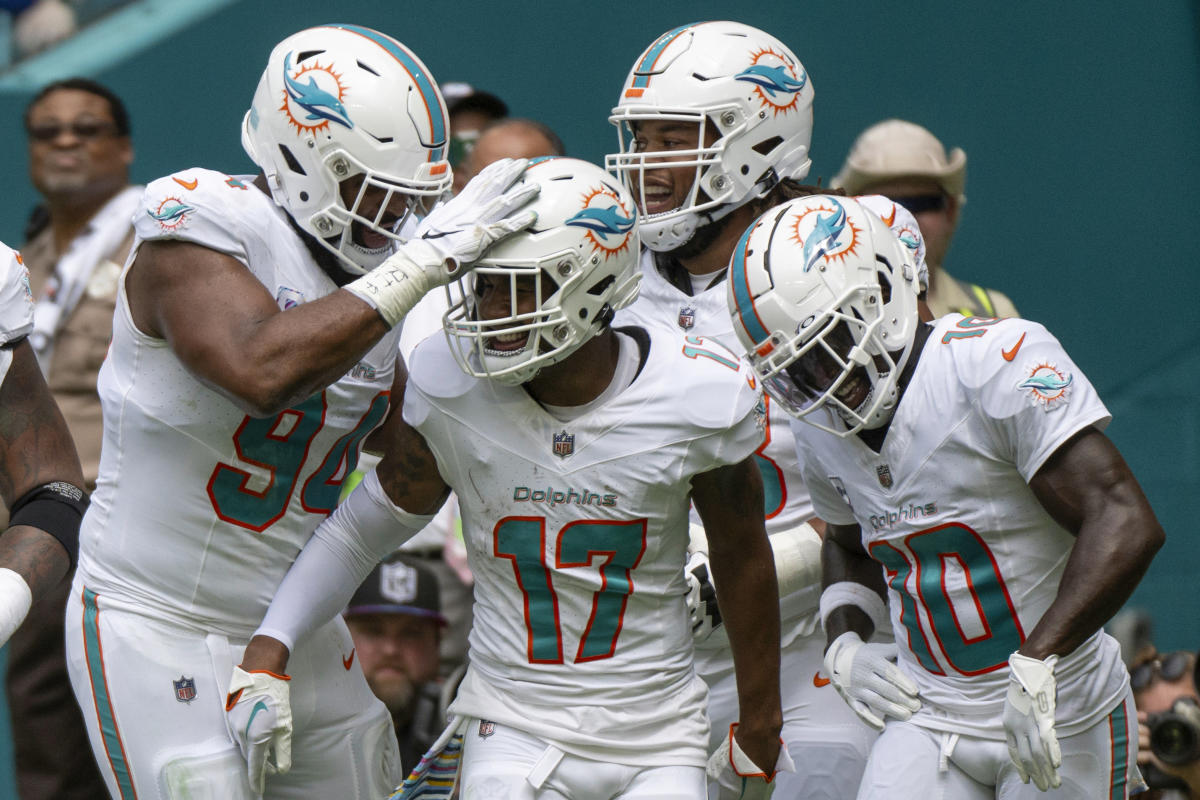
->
[82,588,138,799]
[1110,699,1129,799]
[331,24,447,162]
[630,23,696,89]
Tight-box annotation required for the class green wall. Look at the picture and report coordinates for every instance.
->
[0,2,1195,789]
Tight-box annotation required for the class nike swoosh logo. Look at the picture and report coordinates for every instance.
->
[173,176,198,191]
[1002,332,1026,362]
[245,700,269,737]
[342,649,355,670]
[813,671,831,688]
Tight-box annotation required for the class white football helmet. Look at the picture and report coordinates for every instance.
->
[241,24,452,273]
[607,21,814,252]
[856,194,930,293]
[727,195,920,436]
[444,157,640,385]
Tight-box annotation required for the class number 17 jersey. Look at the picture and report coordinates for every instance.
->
[403,326,764,766]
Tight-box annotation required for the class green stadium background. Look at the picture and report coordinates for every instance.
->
[0,0,1195,794]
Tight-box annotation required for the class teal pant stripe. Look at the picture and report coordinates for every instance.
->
[82,588,138,800]
[1110,699,1129,799]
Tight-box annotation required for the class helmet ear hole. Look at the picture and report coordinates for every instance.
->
[278,145,307,176]
[876,267,893,304]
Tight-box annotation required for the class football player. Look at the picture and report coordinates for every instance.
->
[606,21,876,798]
[61,24,537,800]
[0,242,86,649]
[727,194,1163,798]
[234,157,791,799]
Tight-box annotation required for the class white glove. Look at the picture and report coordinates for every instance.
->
[684,550,722,641]
[346,157,538,326]
[823,631,921,731]
[1003,652,1061,790]
[225,666,293,795]
[706,724,795,800]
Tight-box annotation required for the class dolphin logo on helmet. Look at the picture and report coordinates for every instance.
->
[282,52,353,131]
[802,200,848,273]
[565,206,636,241]
[734,64,807,98]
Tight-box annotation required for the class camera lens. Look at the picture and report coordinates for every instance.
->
[1151,714,1200,766]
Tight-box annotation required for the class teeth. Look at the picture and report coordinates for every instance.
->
[494,331,525,344]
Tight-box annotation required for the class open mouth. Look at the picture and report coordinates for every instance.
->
[834,371,871,412]
[484,328,529,355]
[355,226,393,250]
[640,182,678,216]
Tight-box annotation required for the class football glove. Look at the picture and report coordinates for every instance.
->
[347,157,538,326]
[684,550,722,641]
[225,666,292,795]
[1003,652,1062,791]
[823,631,921,731]
[706,723,795,800]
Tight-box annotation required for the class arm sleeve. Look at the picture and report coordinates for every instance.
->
[254,470,436,651]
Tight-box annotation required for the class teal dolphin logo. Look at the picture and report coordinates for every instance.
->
[566,206,636,242]
[147,201,195,228]
[283,52,353,130]
[803,200,848,273]
[1019,373,1073,393]
[735,64,807,98]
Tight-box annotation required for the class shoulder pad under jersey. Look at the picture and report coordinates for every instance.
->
[640,325,762,431]
[0,243,34,346]
[134,169,269,259]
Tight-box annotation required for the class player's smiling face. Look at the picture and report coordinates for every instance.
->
[628,119,716,216]
[787,321,875,412]
[474,270,547,354]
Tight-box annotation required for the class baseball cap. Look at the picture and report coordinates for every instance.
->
[833,119,967,204]
[346,554,446,626]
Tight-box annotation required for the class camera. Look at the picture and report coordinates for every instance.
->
[1149,696,1200,766]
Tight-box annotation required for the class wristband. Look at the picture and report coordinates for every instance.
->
[9,481,87,567]
[819,580,889,636]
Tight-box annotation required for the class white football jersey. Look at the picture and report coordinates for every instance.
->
[77,169,402,638]
[404,325,764,766]
[795,315,1126,738]
[0,243,34,383]
[615,248,819,660]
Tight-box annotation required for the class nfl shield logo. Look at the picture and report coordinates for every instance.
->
[478,720,495,738]
[552,430,574,458]
[678,306,696,330]
[876,465,893,488]
[173,676,196,703]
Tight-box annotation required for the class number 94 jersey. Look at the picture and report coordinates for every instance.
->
[403,325,764,766]
[77,169,401,637]
[795,315,1127,740]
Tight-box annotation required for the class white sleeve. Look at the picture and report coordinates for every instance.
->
[254,470,436,651]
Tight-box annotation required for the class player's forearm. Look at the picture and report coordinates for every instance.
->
[0,526,70,599]
[710,531,782,732]
[1020,503,1162,660]
[191,294,391,417]
[820,532,887,645]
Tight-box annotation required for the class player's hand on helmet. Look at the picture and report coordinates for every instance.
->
[706,723,795,800]
[225,666,293,795]
[1003,652,1062,791]
[823,631,921,731]
[409,156,539,278]
[684,550,723,641]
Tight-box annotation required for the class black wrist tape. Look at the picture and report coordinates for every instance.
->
[9,481,87,567]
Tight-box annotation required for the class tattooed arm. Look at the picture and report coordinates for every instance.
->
[0,339,82,601]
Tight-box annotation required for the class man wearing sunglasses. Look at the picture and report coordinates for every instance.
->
[833,119,1019,320]
[1132,649,1200,798]
[10,76,136,800]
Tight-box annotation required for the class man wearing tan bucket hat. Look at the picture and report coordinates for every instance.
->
[834,119,1019,319]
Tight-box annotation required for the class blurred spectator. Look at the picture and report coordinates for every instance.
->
[12,0,75,58]
[441,82,508,167]
[7,76,137,800]
[833,118,1019,319]
[345,554,447,771]
[452,117,565,194]
[1132,649,1200,798]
